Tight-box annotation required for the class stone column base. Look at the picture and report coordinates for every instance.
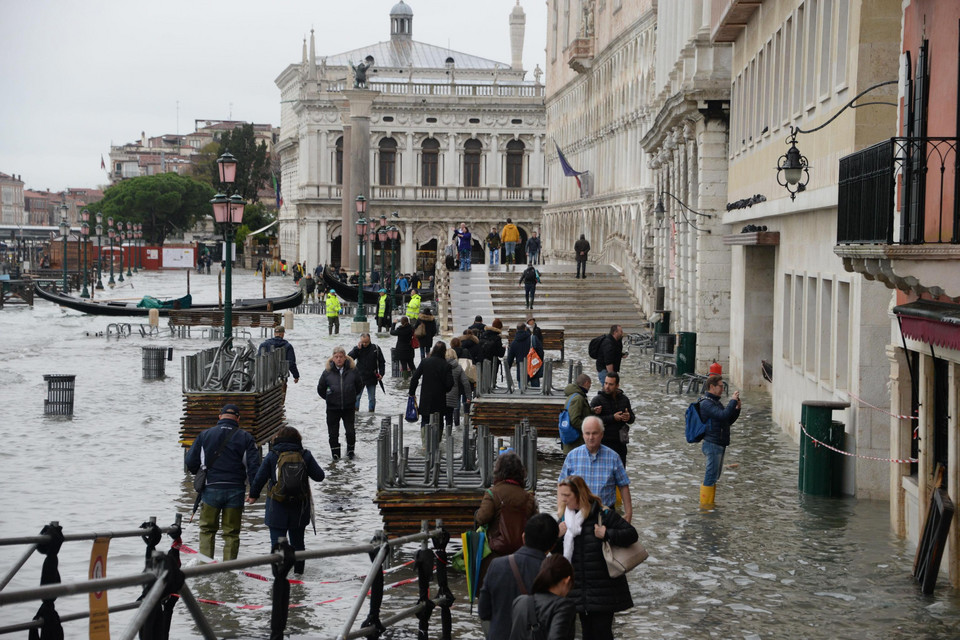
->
[351,320,370,334]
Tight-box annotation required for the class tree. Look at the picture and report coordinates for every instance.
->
[87,173,215,246]
[236,202,276,248]
[191,123,272,204]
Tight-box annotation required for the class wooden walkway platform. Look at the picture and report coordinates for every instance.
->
[471,395,565,438]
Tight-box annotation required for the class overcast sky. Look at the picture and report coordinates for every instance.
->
[0,0,547,193]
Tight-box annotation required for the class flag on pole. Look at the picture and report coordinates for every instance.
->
[555,142,585,189]
[100,155,106,170]
[272,173,283,208]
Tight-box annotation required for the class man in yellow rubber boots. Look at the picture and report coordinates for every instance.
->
[698,374,741,506]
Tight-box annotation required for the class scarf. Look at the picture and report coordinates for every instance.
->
[562,506,584,561]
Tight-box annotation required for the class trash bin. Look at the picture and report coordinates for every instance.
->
[798,400,850,496]
[142,346,168,380]
[654,310,671,337]
[656,333,676,354]
[44,374,76,416]
[676,331,697,376]
[390,348,400,377]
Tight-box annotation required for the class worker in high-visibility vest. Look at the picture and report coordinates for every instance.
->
[406,289,421,320]
[325,290,342,335]
[376,289,390,332]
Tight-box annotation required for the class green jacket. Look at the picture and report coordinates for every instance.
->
[561,382,591,454]
[325,293,342,317]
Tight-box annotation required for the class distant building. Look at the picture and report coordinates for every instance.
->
[0,173,25,225]
[274,0,545,273]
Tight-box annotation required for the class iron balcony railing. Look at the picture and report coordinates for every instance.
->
[837,136,959,245]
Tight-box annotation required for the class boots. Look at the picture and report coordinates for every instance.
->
[699,484,716,507]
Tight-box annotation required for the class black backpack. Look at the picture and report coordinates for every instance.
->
[588,334,606,359]
[267,450,310,503]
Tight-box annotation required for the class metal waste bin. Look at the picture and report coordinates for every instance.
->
[656,333,676,354]
[676,331,696,376]
[142,346,168,380]
[390,348,400,377]
[798,400,850,496]
[44,374,76,416]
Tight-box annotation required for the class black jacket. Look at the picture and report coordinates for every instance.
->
[347,343,386,386]
[574,238,590,259]
[415,312,438,349]
[258,337,300,380]
[478,546,545,640]
[595,334,624,373]
[505,327,543,379]
[460,332,483,362]
[565,502,637,614]
[185,418,260,489]
[509,593,576,640]
[700,391,741,447]
[519,266,539,285]
[316,356,363,411]
[468,321,486,334]
[479,327,506,362]
[390,323,415,359]
[590,389,635,460]
[409,354,454,418]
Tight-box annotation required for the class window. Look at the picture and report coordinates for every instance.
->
[469,118,481,124]
[335,136,343,185]
[782,274,792,360]
[805,276,817,373]
[834,0,849,87]
[506,139,525,188]
[793,9,804,115]
[819,0,833,97]
[379,137,398,186]
[836,281,849,388]
[805,0,817,107]
[463,138,482,187]
[820,279,832,383]
[421,138,439,187]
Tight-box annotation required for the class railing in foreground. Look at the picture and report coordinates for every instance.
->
[0,516,452,640]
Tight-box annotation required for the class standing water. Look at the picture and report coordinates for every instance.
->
[0,269,958,638]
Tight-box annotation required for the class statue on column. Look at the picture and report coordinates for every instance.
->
[350,55,375,88]
[580,0,595,37]
[533,64,543,86]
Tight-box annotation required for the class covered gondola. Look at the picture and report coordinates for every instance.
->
[33,284,303,317]
[320,267,433,303]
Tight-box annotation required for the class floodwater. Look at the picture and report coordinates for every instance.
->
[1,269,959,639]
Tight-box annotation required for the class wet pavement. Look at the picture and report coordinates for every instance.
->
[0,269,958,638]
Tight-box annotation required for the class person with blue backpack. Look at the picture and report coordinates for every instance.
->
[559,373,594,454]
[697,374,741,507]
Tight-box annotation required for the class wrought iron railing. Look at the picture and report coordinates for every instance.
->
[837,136,959,245]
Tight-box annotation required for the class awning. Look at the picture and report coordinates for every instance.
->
[248,220,278,238]
[894,300,960,351]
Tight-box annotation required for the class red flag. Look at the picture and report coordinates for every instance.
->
[100,155,106,170]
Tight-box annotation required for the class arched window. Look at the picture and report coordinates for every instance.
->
[379,138,398,186]
[506,139,525,188]
[421,138,440,187]
[463,138,482,188]
[335,136,343,185]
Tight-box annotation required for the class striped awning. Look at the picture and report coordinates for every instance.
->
[894,300,960,351]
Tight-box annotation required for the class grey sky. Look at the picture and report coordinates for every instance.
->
[0,0,546,193]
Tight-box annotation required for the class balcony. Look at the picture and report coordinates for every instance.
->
[296,185,547,204]
[567,37,595,74]
[834,137,960,300]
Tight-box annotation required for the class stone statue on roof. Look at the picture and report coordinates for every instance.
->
[534,64,543,85]
[350,55,375,88]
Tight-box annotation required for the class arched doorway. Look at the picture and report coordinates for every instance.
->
[330,235,342,268]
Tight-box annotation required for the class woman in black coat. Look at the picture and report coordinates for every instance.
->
[409,342,454,443]
[390,315,416,377]
[509,554,576,640]
[557,475,637,640]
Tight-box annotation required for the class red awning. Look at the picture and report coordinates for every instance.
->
[894,300,960,351]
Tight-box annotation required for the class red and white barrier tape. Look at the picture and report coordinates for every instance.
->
[799,422,917,464]
[845,390,918,421]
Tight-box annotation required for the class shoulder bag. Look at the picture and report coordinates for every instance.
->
[601,510,648,578]
[193,427,238,493]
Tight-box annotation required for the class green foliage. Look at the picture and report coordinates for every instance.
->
[242,202,275,237]
[87,173,215,246]
[191,123,272,204]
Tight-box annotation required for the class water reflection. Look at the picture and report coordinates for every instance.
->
[0,270,958,637]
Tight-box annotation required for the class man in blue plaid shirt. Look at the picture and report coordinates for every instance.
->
[558,417,633,523]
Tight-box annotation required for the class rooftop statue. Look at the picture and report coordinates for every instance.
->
[351,55,376,88]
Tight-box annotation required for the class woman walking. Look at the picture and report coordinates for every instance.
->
[475,452,538,584]
[557,475,637,640]
[390,315,416,378]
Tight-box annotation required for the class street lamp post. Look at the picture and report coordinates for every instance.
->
[136,224,143,271]
[125,224,133,277]
[353,195,368,323]
[387,223,399,317]
[58,205,69,292]
[95,212,104,290]
[211,151,244,342]
[107,217,116,286]
[80,209,90,298]
[117,221,125,283]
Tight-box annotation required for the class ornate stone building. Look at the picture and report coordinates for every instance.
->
[275,1,545,274]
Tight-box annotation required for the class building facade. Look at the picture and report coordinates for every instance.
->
[274,1,545,274]
[0,173,25,226]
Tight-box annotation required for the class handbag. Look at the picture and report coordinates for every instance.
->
[411,334,420,349]
[405,395,419,422]
[602,538,648,578]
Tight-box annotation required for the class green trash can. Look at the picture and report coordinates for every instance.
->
[676,331,696,376]
[798,400,850,496]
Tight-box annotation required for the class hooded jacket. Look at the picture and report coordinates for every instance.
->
[700,391,741,447]
[316,355,363,411]
[501,223,520,243]
[561,382,591,454]
[445,354,472,409]
[347,342,386,386]
[415,311,438,349]
[505,326,543,379]
[185,418,260,489]
[459,331,482,362]
[248,439,325,530]
[480,326,506,362]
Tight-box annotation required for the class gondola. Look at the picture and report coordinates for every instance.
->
[320,267,434,303]
[33,284,303,317]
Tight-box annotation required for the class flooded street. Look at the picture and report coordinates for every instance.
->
[1,269,959,638]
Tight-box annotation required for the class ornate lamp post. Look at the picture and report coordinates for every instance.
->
[95,212,104,290]
[353,195,368,323]
[136,224,143,271]
[131,223,139,273]
[107,217,116,286]
[116,220,125,283]
[125,223,133,277]
[377,223,388,292]
[211,151,244,341]
[80,209,90,298]
[58,205,69,292]
[387,223,399,316]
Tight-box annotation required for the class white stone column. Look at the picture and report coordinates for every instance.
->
[489,134,501,187]
[302,214,319,268]
[317,130,328,188]
[531,134,544,189]
[402,222,415,273]
[342,89,380,271]
[446,135,458,187]
[318,220,329,267]
[403,131,415,187]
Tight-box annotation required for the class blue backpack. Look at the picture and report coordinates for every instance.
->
[685,400,710,443]
[558,394,581,445]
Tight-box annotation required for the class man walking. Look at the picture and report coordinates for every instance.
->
[257,326,300,384]
[590,372,635,467]
[500,218,520,270]
[325,289,342,335]
[376,288,390,333]
[485,226,502,267]
[561,373,593,453]
[316,347,363,460]
[186,404,260,561]
[558,417,632,523]
[525,230,541,265]
[300,272,317,303]
[699,374,741,506]
[348,333,386,413]
[477,514,560,639]
[574,234,590,279]
[519,263,540,310]
[595,324,625,385]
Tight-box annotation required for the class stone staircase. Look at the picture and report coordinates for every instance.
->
[445,263,648,341]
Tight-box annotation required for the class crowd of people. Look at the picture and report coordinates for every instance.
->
[186,285,743,638]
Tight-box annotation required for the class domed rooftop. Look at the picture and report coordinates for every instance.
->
[390,1,413,17]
